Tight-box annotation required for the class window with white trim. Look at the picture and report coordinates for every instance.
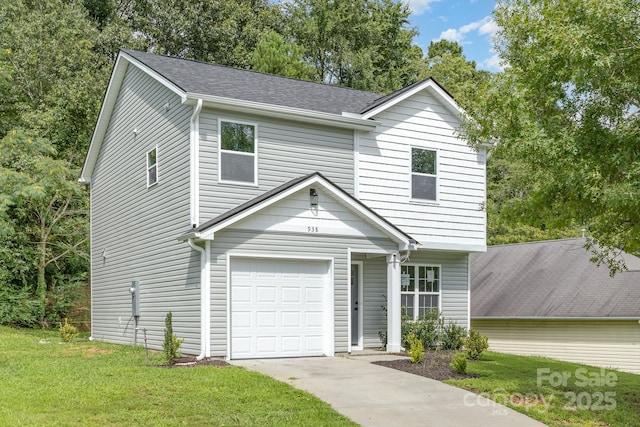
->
[219,120,256,184]
[411,147,437,201]
[400,264,440,320]
[147,147,158,187]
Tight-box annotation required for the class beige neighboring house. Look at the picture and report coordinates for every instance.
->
[471,238,640,374]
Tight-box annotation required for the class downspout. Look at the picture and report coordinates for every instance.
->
[188,238,208,360]
[190,99,203,227]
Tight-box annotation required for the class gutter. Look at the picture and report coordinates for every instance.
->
[188,238,211,359]
[183,93,379,131]
[189,99,203,227]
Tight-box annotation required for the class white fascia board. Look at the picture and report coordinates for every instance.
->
[79,55,129,183]
[198,174,412,246]
[361,79,464,120]
[184,93,379,131]
[121,51,186,100]
[417,241,487,253]
[79,52,187,183]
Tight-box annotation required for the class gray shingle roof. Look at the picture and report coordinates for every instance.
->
[123,49,383,115]
[471,238,640,318]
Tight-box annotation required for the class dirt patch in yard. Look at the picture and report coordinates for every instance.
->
[167,356,230,368]
[373,350,477,381]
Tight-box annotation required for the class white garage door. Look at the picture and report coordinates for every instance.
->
[231,258,329,359]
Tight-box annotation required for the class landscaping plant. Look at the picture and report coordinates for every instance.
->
[58,318,78,343]
[441,321,466,350]
[406,332,424,364]
[162,312,183,364]
[450,352,467,374]
[463,328,488,360]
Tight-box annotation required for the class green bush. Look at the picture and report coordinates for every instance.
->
[450,352,468,374]
[441,321,466,350]
[464,328,489,360]
[406,332,424,364]
[402,310,442,350]
[58,318,78,342]
[162,312,184,364]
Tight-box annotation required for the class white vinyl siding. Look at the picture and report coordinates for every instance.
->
[90,65,201,354]
[358,91,486,251]
[200,109,355,222]
[472,319,640,374]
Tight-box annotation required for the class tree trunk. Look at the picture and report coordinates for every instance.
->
[36,231,47,326]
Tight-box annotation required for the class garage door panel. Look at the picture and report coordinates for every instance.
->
[231,258,328,359]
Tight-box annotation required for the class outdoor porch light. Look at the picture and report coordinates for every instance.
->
[310,188,318,207]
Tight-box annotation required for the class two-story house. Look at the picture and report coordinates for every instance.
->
[80,49,486,360]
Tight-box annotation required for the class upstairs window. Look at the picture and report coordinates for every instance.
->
[147,147,158,187]
[401,265,440,320]
[411,148,437,201]
[219,120,257,185]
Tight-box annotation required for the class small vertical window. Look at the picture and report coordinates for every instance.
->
[411,148,437,201]
[147,147,157,187]
[219,120,257,185]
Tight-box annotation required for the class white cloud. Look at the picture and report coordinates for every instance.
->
[435,16,498,44]
[481,53,504,71]
[407,0,441,15]
[437,28,464,43]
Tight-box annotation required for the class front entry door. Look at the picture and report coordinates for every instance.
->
[351,262,362,347]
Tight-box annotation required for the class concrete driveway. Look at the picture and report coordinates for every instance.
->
[232,355,546,427]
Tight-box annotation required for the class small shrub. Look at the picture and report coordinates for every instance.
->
[450,352,468,374]
[162,312,184,364]
[441,321,466,350]
[58,318,78,343]
[406,332,424,364]
[402,309,442,350]
[464,328,489,360]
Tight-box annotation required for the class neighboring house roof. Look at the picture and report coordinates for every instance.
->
[471,238,640,318]
[181,172,417,249]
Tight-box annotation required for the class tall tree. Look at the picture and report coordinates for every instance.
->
[285,0,423,93]
[124,0,282,68]
[462,0,640,271]
[0,131,88,326]
[424,40,491,111]
[250,30,315,80]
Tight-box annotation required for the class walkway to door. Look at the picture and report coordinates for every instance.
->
[232,355,546,427]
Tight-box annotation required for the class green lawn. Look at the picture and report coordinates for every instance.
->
[0,327,355,426]
[445,351,640,427]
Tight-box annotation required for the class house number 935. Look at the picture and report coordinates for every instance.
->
[307,226,319,233]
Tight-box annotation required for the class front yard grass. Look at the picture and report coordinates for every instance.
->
[0,327,355,426]
[445,351,640,427]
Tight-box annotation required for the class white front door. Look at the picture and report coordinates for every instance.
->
[230,258,329,359]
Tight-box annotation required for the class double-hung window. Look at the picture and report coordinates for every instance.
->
[219,120,257,185]
[411,147,437,201]
[400,264,440,320]
[147,147,158,187]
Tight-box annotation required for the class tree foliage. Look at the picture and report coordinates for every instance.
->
[0,131,88,326]
[124,0,282,68]
[463,0,640,270]
[285,0,423,93]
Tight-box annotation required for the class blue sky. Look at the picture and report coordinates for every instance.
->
[406,0,501,71]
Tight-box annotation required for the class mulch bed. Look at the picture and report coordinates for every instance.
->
[373,350,477,381]
[168,356,230,368]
